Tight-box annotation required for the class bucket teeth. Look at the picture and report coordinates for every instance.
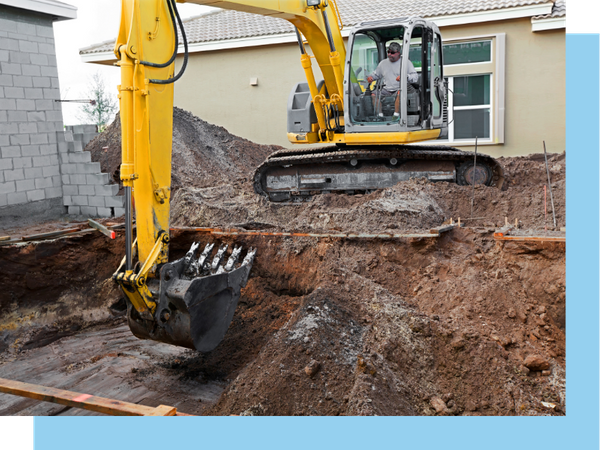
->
[211,244,229,272]
[224,246,242,272]
[197,242,215,271]
[242,248,256,266]
[183,242,201,277]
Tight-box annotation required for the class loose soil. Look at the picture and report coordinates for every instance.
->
[0,110,565,416]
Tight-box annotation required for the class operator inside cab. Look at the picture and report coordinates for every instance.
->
[366,41,418,119]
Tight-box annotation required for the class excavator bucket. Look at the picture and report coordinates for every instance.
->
[126,243,256,352]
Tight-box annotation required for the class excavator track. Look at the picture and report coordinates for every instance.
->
[253,144,505,202]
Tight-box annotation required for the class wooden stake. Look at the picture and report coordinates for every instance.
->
[543,141,557,228]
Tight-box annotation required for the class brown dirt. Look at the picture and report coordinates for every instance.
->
[0,109,565,416]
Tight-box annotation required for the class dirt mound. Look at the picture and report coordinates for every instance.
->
[85,108,279,194]
[0,108,565,416]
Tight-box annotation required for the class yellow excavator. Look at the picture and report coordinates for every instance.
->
[113,0,504,351]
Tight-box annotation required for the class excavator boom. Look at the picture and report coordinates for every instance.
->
[113,0,255,351]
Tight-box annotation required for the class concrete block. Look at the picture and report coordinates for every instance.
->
[0,98,17,110]
[68,205,80,215]
[38,43,54,55]
[36,122,54,133]
[12,157,33,169]
[8,110,27,122]
[35,99,53,111]
[61,163,76,174]
[63,185,78,196]
[70,174,86,184]
[0,181,15,194]
[78,185,96,196]
[9,50,30,65]
[32,76,50,88]
[0,110,6,121]
[48,132,56,144]
[0,134,8,146]
[63,195,72,206]
[68,152,91,163]
[26,189,45,202]
[45,187,62,198]
[24,167,43,179]
[7,191,27,205]
[18,122,38,134]
[13,75,33,88]
[22,64,41,77]
[51,77,60,89]
[32,155,51,167]
[96,207,112,218]
[64,130,74,142]
[0,62,21,75]
[29,53,48,66]
[0,18,18,33]
[82,133,97,146]
[0,49,7,62]
[43,88,60,100]
[30,133,48,145]
[86,173,109,185]
[25,88,44,100]
[77,162,101,174]
[67,140,83,153]
[57,141,68,153]
[36,25,54,38]
[40,143,57,155]
[4,86,24,98]
[81,206,98,217]
[35,177,53,189]
[10,134,30,146]
[5,168,24,181]
[0,158,12,170]
[105,195,125,208]
[0,194,7,207]
[61,174,70,185]
[40,66,58,78]
[0,122,18,134]
[19,100,38,111]
[42,165,59,177]
[1,146,21,158]
[51,174,60,185]
[95,184,119,196]
[0,38,19,51]
[113,207,125,217]
[89,196,105,208]
[45,110,63,122]
[16,178,35,192]
[16,22,37,36]
[0,74,13,86]
[72,195,88,206]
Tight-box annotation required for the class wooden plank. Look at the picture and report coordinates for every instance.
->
[494,235,565,242]
[22,227,82,241]
[0,377,190,416]
[88,219,116,239]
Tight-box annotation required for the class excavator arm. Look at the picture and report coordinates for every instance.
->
[113,0,255,351]
[181,0,347,141]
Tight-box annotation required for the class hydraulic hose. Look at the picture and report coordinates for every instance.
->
[146,0,189,85]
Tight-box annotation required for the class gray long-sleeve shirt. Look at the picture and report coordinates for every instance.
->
[371,58,418,92]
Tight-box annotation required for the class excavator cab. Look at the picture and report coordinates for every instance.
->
[346,18,447,138]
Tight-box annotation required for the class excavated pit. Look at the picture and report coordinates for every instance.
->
[0,109,565,416]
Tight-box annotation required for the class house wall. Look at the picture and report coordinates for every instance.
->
[0,6,64,218]
[0,5,124,224]
[173,17,565,157]
[441,17,565,157]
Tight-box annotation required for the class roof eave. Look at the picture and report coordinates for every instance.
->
[0,0,77,21]
[80,2,556,64]
[531,16,566,32]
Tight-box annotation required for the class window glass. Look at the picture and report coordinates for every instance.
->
[453,75,490,106]
[350,33,379,77]
[454,109,490,139]
[443,40,491,65]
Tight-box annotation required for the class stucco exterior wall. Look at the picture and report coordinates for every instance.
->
[173,18,565,157]
[441,18,565,157]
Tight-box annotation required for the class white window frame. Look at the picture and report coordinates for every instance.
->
[440,33,505,146]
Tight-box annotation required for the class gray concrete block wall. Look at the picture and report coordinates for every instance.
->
[0,5,125,222]
[60,126,125,218]
[0,6,63,214]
